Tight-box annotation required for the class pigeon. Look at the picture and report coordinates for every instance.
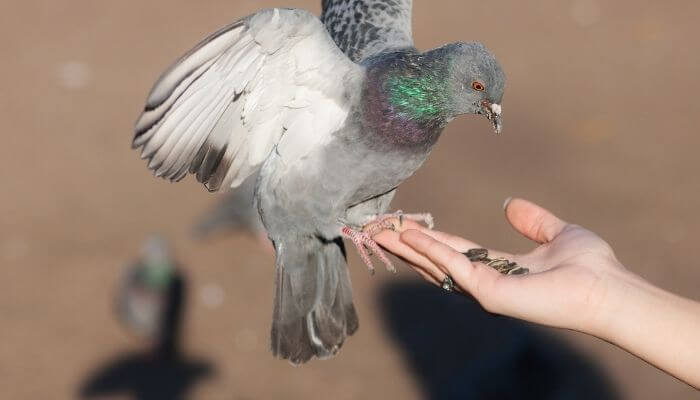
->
[116,236,185,359]
[132,0,505,364]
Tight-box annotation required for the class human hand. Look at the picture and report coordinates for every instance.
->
[376,198,700,387]
[374,198,636,336]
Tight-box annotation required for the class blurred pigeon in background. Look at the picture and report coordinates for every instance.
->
[132,0,505,363]
[81,237,212,400]
[116,236,185,359]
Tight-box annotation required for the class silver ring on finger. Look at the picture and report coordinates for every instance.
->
[441,275,455,293]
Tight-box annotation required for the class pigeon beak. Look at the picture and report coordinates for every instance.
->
[481,101,503,134]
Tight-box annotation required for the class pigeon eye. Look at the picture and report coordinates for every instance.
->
[471,81,486,91]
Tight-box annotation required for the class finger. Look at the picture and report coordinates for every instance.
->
[413,266,441,287]
[389,219,516,262]
[380,234,462,292]
[390,224,547,275]
[421,230,518,262]
[410,265,465,294]
[414,227,481,252]
[401,229,533,314]
[374,229,449,283]
[399,229,474,280]
[504,198,568,244]
[390,219,477,249]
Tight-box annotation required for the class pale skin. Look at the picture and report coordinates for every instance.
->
[374,198,700,389]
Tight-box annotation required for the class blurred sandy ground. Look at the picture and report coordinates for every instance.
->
[1,0,699,398]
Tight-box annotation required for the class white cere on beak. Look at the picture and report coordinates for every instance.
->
[490,103,502,116]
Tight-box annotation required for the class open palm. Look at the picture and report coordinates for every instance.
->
[375,198,628,334]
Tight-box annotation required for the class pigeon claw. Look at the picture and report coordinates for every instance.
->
[341,226,395,274]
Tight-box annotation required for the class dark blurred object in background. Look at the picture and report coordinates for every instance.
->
[79,352,213,400]
[79,237,214,400]
[379,280,620,400]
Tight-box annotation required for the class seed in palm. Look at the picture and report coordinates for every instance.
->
[464,248,489,262]
[462,248,529,275]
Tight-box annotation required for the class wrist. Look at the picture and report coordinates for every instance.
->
[585,264,700,387]
[583,263,652,341]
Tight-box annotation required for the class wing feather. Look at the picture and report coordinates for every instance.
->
[321,0,414,62]
[133,8,359,192]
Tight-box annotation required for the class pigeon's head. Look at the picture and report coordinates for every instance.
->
[441,42,505,133]
[370,43,505,141]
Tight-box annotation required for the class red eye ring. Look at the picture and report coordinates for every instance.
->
[471,81,485,91]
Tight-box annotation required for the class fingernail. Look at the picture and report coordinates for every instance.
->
[503,197,513,211]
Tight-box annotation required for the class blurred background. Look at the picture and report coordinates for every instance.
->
[2,0,699,398]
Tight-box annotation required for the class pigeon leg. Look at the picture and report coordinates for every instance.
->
[341,226,396,274]
[362,210,435,236]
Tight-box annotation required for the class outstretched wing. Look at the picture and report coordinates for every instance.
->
[321,0,414,62]
[133,8,359,192]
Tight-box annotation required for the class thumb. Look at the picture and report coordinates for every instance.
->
[503,198,568,244]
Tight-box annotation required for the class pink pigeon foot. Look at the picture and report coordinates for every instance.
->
[341,226,395,274]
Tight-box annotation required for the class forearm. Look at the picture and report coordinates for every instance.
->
[593,268,700,388]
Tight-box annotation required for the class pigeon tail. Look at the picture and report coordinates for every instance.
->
[271,237,358,364]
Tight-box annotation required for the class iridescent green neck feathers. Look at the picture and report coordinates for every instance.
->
[386,72,449,122]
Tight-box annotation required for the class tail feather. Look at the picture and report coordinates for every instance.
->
[271,238,358,364]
